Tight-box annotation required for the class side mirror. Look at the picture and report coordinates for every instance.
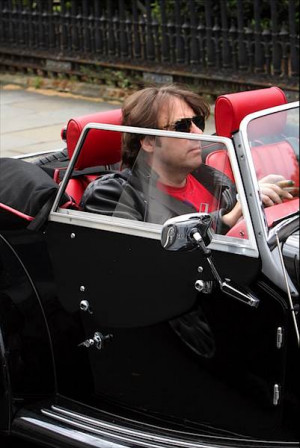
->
[161,213,213,253]
[161,213,260,308]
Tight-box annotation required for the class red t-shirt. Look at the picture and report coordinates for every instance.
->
[157,174,218,213]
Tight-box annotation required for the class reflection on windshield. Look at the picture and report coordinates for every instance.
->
[113,134,241,236]
[247,107,299,228]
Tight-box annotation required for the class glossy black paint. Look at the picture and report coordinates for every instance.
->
[42,221,295,441]
[0,214,299,447]
[0,231,55,428]
[282,229,299,288]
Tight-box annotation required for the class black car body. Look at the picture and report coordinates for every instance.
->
[0,87,299,447]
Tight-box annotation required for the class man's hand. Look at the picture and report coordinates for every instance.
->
[258,174,294,207]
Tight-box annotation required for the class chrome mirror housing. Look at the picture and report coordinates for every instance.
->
[161,213,213,252]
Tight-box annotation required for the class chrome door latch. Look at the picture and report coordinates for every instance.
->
[78,332,113,350]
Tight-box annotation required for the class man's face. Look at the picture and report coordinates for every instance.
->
[144,97,204,185]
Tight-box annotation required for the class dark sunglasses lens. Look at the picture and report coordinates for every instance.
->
[174,116,205,132]
[174,118,191,132]
[192,116,205,131]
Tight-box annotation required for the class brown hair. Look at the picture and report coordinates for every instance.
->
[121,84,210,168]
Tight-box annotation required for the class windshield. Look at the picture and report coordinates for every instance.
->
[112,132,251,241]
[246,106,299,229]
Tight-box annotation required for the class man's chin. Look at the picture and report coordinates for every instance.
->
[189,155,202,169]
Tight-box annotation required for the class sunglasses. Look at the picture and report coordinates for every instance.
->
[163,115,205,133]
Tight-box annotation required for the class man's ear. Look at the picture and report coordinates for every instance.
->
[140,136,155,153]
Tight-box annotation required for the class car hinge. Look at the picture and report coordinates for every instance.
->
[273,384,280,406]
[276,327,284,349]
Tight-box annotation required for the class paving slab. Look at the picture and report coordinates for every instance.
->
[0,85,121,157]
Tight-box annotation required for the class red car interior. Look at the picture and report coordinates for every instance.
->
[60,88,298,237]
[63,109,122,204]
[214,86,287,138]
[210,87,298,238]
[208,86,289,179]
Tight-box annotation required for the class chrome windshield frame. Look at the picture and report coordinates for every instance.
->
[49,123,259,258]
[238,101,299,238]
[235,101,299,295]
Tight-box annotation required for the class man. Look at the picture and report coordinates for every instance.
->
[81,85,292,233]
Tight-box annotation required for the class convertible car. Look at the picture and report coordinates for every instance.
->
[0,87,299,447]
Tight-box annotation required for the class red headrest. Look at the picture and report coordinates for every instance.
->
[215,87,287,138]
[65,109,122,169]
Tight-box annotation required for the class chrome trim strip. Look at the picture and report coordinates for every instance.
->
[17,416,127,448]
[37,405,297,448]
[41,408,221,448]
[14,148,65,160]
[49,209,162,240]
[50,209,258,257]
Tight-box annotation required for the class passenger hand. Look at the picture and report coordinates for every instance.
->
[258,174,294,207]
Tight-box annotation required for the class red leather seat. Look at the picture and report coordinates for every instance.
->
[251,142,299,186]
[214,86,287,138]
[207,87,291,182]
[62,109,122,204]
[207,87,298,238]
[205,150,234,182]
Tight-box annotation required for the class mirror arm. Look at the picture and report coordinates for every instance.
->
[191,231,259,308]
[219,281,260,308]
[190,229,211,257]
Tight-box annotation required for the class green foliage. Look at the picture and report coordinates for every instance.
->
[150,0,299,29]
[33,76,42,89]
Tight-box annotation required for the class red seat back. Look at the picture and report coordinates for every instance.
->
[251,142,299,186]
[62,109,123,203]
[215,87,287,138]
[205,150,234,182]
[208,88,294,183]
[65,108,122,169]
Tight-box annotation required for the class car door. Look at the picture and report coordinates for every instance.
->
[44,126,293,441]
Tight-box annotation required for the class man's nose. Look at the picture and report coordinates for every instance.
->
[190,122,203,134]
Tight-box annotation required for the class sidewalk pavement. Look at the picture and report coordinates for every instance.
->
[0,83,216,158]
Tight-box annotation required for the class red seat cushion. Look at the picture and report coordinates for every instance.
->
[65,175,99,205]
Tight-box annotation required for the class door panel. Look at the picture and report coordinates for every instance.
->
[43,220,294,440]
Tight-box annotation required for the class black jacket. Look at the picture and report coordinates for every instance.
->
[80,159,237,234]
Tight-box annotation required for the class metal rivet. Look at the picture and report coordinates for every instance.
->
[80,286,85,292]
[70,233,76,239]
[197,266,203,273]
[195,280,205,292]
[80,300,90,311]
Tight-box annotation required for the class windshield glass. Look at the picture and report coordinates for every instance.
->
[112,132,250,240]
[246,106,299,229]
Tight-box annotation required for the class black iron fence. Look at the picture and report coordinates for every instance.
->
[0,0,299,86]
